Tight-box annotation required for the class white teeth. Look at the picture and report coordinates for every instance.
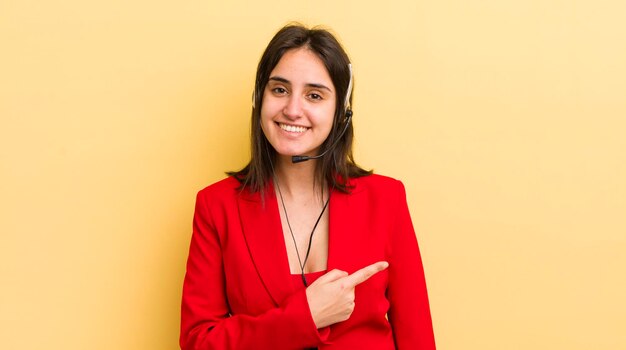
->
[279,123,308,133]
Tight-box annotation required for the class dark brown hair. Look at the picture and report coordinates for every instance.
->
[228,23,371,195]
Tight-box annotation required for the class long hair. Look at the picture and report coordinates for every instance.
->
[227,23,371,196]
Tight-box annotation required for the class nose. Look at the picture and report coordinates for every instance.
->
[282,94,303,120]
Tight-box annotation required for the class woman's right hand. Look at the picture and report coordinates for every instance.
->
[305,261,389,329]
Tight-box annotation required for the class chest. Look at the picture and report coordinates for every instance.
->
[220,191,392,314]
[278,202,330,274]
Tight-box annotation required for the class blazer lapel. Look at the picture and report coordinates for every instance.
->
[327,180,365,272]
[236,184,293,306]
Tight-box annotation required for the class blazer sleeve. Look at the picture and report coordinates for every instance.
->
[180,190,325,350]
[386,180,436,350]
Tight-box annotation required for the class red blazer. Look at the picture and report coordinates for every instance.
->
[180,174,435,349]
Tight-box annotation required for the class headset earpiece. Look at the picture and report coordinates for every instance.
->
[344,64,353,115]
[342,64,354,124]
[345,109,353,123]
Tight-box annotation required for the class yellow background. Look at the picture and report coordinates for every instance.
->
[1,1,625,349]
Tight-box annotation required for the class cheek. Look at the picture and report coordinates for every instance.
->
[259,106,273,129]
[318,107,337,131]
[260,98,280,123]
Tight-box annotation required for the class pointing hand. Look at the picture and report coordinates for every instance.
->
[305,261,389,328]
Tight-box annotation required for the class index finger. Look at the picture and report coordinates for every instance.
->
[343,261,389,287]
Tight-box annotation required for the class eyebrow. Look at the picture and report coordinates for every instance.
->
[268,76,333,92]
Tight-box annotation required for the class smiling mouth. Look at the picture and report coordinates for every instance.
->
[278,122,309,133]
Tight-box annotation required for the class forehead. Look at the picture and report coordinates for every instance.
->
[269,48,334,88]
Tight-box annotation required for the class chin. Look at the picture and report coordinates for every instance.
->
[272,145,315,157]
[276,150,305,158]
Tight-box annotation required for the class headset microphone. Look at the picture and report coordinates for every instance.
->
[291,64,354,164]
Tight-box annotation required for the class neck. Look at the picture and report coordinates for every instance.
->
[273,155,325,200]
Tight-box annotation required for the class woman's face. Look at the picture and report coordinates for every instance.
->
[260,48,337,160]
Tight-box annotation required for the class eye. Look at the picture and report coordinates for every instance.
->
[308,93,323,100]
[271,87,288,95]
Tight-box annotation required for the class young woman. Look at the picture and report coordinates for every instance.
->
[180,24,436,350]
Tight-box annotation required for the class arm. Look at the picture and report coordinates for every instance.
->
[180,191,323,350]
[387,180,436,350]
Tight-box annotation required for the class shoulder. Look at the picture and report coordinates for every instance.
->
[346,173,408,205]
[350,173,405,194]
[199,176,240,194]
[196,176,242,205]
